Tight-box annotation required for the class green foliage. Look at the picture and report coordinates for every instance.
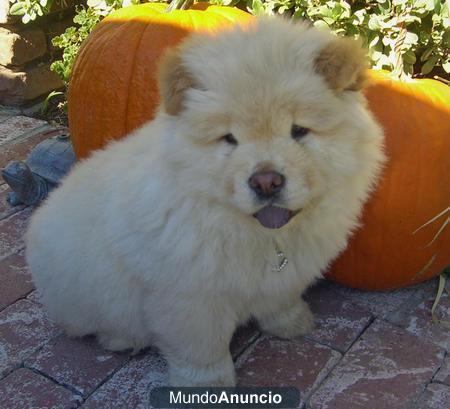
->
[10,0,53,23]
[50,1,142,84]
[50,7,102,83]
[8,0,72,23]
[19,0,448,85]
[243,0,450,77]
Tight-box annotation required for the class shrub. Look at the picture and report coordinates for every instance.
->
[50,6,101,83]
[8,0,450,84]
[246,0,450,78]
[50,1,142,84]
[8,0,67,23]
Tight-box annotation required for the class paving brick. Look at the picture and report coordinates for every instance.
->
[386,290,450,351]
[25,334,128,397]
[0,115,47,146]
[236,336,341,403]
[26,290,40,303]
[304,281,373,352]
[0,299,60,378]
[414,383,450,409]
[308,320,443,409]
[434,356,450,385]
[0,368,81,409]
[0,207,32,259]
[0,106,20,123]
[0,183,26,220]
[0,122,62,169]
[83,350,168,408]
[0,250,34,311]
[323,279,428,319]
[230,321,260,360]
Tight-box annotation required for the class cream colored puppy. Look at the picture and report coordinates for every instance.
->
[26,18,384,386]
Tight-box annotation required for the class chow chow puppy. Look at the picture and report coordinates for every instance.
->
[26,18,384,386]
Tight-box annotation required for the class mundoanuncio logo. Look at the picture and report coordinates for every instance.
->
[149,387,301,408]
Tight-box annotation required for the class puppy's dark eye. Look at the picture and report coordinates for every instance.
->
[221,133,238,146]
[291,124,310,141]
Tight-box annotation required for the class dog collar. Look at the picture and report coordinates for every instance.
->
[272,246,288,272]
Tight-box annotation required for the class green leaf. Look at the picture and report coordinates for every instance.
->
[424,0,436,11]
[398,14,421,24]
[369,35,380,48]
[318,5,333,18]
[41,90,64,114]
[368,15,381,30]
[378,53,394,68]
[403,50,417,64]
[9,2,25,15]
[421,47,435,62]
[377,0,391,12]
[443,61,450,73]
[370,50,383,62]
[403,62,414,75]
[443,30,450,47]
[322,16,336,25]
[404,32,419,45]
[414,0,431,10]
[382,36,392,46]
[249,0,265,15]
[313,20,329,30]
[353,9,366,24]
[421,54,439,74]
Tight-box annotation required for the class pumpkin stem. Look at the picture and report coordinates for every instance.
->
[167,0,194,11]
[434,75,450,85]
[392,22,408,81]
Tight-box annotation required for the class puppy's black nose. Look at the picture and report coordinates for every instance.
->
[248,171,285,199]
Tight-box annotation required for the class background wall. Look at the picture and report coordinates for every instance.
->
[0,0,81,106]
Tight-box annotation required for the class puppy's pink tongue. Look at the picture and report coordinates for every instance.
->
[254,206,291,229]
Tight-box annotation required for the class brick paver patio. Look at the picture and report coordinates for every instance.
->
[0,110,449,408]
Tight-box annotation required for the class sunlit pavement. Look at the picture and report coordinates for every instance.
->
[0,111,449,409]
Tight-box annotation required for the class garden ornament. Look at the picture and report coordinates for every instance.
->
[2,134,76,206]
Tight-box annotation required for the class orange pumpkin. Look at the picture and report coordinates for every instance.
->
[68,2,252,159]
[69,7,449,290]
[326,70,450,290]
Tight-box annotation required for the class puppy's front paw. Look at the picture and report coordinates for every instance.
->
[169,356,236,387]
[258,299,314,339]
[98,332,136,353]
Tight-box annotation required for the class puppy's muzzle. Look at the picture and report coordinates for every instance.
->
[248,170,285,200]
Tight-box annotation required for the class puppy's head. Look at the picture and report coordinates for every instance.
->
[157,18,383,230]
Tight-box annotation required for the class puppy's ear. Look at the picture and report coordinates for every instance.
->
[158,47,197,115]
[314,36,368,92]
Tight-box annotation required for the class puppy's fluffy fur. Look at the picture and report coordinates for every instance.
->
[26,18,384,386]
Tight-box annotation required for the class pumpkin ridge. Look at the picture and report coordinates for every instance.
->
[124,22,153,135]
[70,22,112,77]
[68,22,114,118]
[206,6,250,24]
[89,22,136,146]
[70,22,124,157]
